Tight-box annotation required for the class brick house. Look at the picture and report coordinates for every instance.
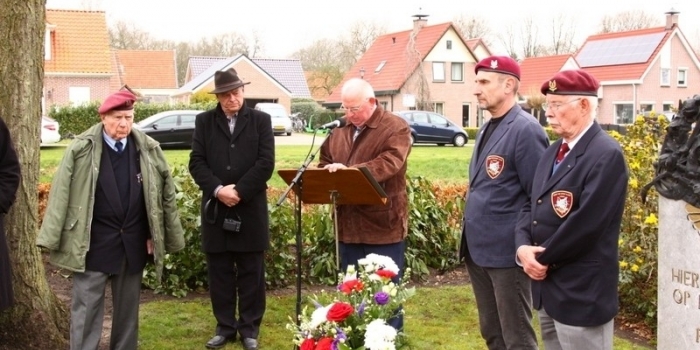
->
[575,10,700,124]
[466,38,492,62]
[324,15,485,128]
[44,9,114,110]
[174,55,301,113]
[112,50,179,103]
[177,55,311,113]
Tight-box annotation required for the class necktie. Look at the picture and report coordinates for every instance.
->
[115,141,123,154]
[555,142,569,164]
[353,126,364,142]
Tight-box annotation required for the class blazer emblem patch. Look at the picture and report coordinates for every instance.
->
[551,190,573,218]
[485,155,505,179]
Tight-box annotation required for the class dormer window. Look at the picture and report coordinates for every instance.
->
[375,60,386,73]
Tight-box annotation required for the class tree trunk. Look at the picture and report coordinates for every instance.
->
[0,1,70,348]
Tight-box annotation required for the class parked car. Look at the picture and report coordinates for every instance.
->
[133,110,203,148]
[255,102,292,136]
[394,111,468,147]
[41,116,61,145]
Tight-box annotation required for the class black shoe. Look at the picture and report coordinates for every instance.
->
[206,335,233,349]
[241,337,258,350]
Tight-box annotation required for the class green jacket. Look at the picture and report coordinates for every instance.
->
[37,123,185,280]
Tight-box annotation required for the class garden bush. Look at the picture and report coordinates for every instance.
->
[611,114,668,333]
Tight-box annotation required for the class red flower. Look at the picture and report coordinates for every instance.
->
[315,337,333,350]
[326,302,354,322]
[376,269,397,280]
[300,338,315,350]
[339,279,364,295]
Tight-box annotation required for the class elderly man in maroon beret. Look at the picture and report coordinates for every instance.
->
[38,90,185,350]
[460,55,548,350]
[515,70,628,350]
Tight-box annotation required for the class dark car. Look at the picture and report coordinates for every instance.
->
[394,110,469,147]
[134,110,203,148]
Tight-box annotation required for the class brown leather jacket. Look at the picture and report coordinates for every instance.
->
[318,106,411,244]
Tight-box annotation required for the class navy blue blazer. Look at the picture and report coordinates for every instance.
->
[515,122,628,327]
[461,105,548,268]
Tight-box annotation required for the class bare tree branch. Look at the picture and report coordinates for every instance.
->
[452,14,493,45]
[597,10,661,33]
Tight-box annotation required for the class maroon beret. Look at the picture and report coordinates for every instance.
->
[541,70,600,96]
[98,90,136,114]
[474,55,520,80]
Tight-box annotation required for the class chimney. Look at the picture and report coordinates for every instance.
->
[665,7,679,30]
[412,13,429,34]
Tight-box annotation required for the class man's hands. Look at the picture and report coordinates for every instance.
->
[323,163,347,173]
[516,245,548,281]
[216,184,241,207]
[146,239,153,255]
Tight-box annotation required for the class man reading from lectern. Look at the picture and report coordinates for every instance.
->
[318,78,412,330]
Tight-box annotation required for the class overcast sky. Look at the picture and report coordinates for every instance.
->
[45,0,698,58]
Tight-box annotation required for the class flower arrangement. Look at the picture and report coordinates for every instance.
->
[287,254,415,350]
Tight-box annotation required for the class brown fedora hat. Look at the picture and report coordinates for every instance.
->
[209,68,251,94]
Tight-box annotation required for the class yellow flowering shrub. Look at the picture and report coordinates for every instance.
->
[611,114,668,334]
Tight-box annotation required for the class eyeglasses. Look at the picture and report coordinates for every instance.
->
[340,98,369,113]
[542,98,581,112]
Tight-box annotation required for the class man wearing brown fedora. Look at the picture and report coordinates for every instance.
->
[189,67,275,350]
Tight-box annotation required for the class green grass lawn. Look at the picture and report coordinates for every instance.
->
[39,143,473,186]
[138,285,649,349]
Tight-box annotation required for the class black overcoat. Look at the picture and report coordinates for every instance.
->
[0,117,21,311]
[189,103,275,253]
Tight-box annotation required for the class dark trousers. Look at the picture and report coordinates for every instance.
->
[465,252,537,350]
[206,251,266,340]
[338,240,405,330]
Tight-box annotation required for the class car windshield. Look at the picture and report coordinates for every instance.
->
[266,109,287,118]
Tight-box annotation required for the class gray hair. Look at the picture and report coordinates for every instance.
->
[341,78,375,100]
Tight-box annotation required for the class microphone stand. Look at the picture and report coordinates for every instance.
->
[276,128,336,349]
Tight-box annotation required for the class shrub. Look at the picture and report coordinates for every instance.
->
[464,127,479,140]
[611,114,668,333]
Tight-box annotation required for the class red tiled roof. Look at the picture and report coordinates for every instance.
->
[45,10,111,74]
[520,55,575,95]
[326,22,454,103]
[576,26,671,82]
[115,50,178,89]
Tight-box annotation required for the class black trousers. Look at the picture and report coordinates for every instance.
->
[206,251,266,340]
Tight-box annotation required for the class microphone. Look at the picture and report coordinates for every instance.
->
[318,117,347,130]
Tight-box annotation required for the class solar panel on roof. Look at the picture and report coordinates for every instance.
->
[576,32,666,68]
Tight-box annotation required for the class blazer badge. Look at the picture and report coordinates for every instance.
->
[548,80,557,92]
[551,190,573,218]
[485,155,505,179]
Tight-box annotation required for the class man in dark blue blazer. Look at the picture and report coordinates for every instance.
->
[516,70,628,350]
[460,55,548,349]
[189,68,275,350]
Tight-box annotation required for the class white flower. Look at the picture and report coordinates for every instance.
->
[382,283,397,297]
[364,254,400,275]
[310,305,330,329]
[364,319,397,350]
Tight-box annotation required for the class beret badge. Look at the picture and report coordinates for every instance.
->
[548,80,558,92]
[490,60,498,69]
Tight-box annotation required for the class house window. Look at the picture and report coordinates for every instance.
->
[660,68,671,86]
[639,104,653,114]
[69,87,90,106]
[663,103,674,113]
[375,60,386,73]
[446,40,452,50]
[432,62,445,82]
[678,68,688,86]
[451,63,464,82]
[432,102,444,115]
[615,103,634,124]
[380,101,388,110]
